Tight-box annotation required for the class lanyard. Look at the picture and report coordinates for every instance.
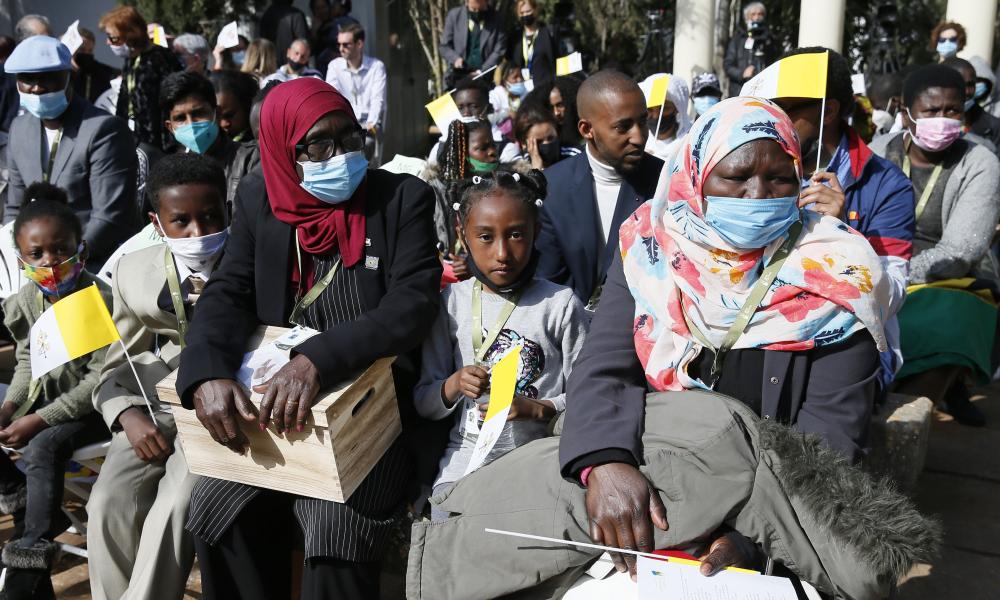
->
[126,55,140,118]
[288,234,341,326]
[683,221,802,387]
[522,33,535,66]
[42,128,63,183]
[471,279,520,364]
[902,152,944,220]
[163,249,189,347]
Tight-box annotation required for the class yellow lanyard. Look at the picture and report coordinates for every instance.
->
[471,279,520,365]
[902,152,944,220]
[289,234,341,326]
[126,55,140,118]
[683,221,802,387]
[42,128,63,183]
[163,249,189,347]
[522,33,535,66]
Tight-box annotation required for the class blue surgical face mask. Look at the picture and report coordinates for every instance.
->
[298,150,369,204]
[19,87,69,120]
[975,81,989,101]
[693,95,720,115]
[231,50,246,66]
[174,120,220,154]
[704,195,800,249]
[964,97,976,112]
[937,40,958,58]
[506,81,527,98]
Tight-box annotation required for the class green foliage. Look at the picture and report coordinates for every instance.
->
[118,0,257,38]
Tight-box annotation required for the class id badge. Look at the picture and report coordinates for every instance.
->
[127,118,136,131]
[460,397,481,439]
[744,37,755,50]
[273,325,321,351]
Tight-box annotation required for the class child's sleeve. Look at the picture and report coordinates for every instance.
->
[550,291,590,413]
[93,258,159,429]
[2,294,32,411]
[413,287,461,420]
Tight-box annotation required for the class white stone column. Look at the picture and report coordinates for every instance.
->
[947,0,996,61]
[797,0,846,52]
[672,0,715,80]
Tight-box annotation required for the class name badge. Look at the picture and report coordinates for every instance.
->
[364,255,379,270]
[744,37,755,50]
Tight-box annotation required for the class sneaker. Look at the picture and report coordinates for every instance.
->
[942,382,987,427]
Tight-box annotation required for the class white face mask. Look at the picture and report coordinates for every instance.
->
[161,227,229,273]
[109,43,132,59]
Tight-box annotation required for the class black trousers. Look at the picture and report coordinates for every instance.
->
[194,490,381,600]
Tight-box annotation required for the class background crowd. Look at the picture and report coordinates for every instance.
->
[0,1,993,599]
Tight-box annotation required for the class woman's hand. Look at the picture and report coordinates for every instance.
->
[477,395,555,421]
[799,171,845,219]
[0,414,49,449]
[526,137,545,170]
[258,354,321,434]
[442,366,490,406]
[193,379,257,454]
[0,402,17,430]
[118,407,172,462]
[585,462,669,581]
[212,45,225,71]
[697,531,760,576]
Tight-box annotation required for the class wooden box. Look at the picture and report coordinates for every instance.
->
[156,326,401,502]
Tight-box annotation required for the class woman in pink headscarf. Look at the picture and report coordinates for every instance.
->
[175,78,442,599]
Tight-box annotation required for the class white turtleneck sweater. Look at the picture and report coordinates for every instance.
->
[586,144,624,243]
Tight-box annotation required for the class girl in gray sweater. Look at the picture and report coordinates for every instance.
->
[414,170,588,519]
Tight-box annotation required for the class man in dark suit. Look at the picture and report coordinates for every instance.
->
[440,0,507,88]
[536,70,663,307]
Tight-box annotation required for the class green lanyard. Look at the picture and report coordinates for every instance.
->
[163,249,189,347]
[42,128,63,183]
[902,152,944,220]
[288,234,341,326]
[471,279,520,364]
[684,221,802,388]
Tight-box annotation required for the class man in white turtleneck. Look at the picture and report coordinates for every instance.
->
[536,70,665,306]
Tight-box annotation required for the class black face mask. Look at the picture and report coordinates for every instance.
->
[463,245,540,295]
[75,53,95,69]
[520,14,536,27]
[538,140,560,165]
[288,59,307,71]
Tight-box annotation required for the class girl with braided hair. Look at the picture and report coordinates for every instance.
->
[414,169,589,521]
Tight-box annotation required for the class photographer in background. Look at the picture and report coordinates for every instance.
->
[723,2,779,96]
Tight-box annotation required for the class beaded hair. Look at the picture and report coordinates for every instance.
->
[452,169,547,227]
[440,118,493,183]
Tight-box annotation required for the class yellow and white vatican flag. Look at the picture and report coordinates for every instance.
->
[30,285,158,421]
[556,52,583,76]
[30,285,119,379]
[425,92,462,134]
[739,50,828,100]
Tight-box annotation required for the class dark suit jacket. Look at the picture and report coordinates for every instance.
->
[506,24,560,85]
[536,151,663,303]
[6,95,137,264]
[175,168,443,428]
[558,253,880,481]
[439,6,507,78]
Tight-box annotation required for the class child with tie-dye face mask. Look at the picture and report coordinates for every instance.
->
[0,181,111,599]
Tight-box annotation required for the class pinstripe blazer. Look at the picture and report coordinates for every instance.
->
[176,168,443,560]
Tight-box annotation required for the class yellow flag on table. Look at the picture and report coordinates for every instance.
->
[30,284,119,379]
[425,92,462,134]
[739,50,828,99]
[555,52,583,76]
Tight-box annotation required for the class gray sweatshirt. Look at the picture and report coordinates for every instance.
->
[415,277,588,487]
[870,132,1000,283]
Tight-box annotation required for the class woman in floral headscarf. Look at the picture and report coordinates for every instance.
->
[560,96,893,578]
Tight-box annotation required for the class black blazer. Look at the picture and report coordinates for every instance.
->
[536,151,663,302]
[506,24,560,85]
[175,168,443,425]
[558,253,880,481]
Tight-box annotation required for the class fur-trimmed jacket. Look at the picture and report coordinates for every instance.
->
[407,391,940,600]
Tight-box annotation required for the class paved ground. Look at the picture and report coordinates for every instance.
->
[0,386,996,599]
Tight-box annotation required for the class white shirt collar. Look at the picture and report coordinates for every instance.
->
[586,144,623,185]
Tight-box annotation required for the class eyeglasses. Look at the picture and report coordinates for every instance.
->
[938,36,959,43]
[106,34,123,45]
[295,129,366,161]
